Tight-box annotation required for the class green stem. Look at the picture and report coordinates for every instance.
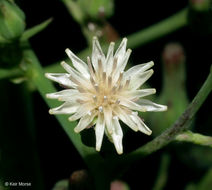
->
[22,42,109,190]
[61,0,85,25]
[175,130,212,147]
[44,8,188,73]
[0,67,22,80]
[197,168,212,190]
[0,81,44,190]
[152,154,170,190]
[111,65,212,167]
[21,83,45,190]
[127,8,188,49]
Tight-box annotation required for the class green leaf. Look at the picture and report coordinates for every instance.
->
[20,18,53,42]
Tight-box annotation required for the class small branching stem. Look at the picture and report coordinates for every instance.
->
[176,130,212,147]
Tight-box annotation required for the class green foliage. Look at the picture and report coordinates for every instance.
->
[20,18,53,42]
[0,0,25,42]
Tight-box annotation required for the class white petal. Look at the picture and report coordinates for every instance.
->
[57,92,91,102]
[111,116,123,154]
[129,69,154,90]
[92,36,105,72]
[122,88,156,99]
[61,62,89,83]
[111,39,128,81]
[95,113,105,151]
[69,103,94,121]
[119,97,147,112]
[61,61,93,90]
[112,49,131,83]
[46,89,78,99]
[45,73,76,88]
[49,102,79,115]
[105,42,115,74]
[113,106,138,131]
[74,112,96,133]
[136,99,168,112]
[103,106,113,134]
[65,49,90,78]
[130,113,152,135]
[114,38,127,65]
[116,48,132,72]
[124,61,154,79]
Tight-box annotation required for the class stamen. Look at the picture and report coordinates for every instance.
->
[117,71,123,85]
[108,76,112,88]
[93,95,97,102]
[124,77,131,89]
[77,86,85,93]
[90,76,95,86]
[111,84,118,93]
[103,96,107,103]
[94,84,99,92]
[102,72,106,84]
[98,106,103,113]
[87,56,95,78]
[98,59,103,74]
[69,75,81,86]
[115,99,120,104]
[117,85,123,91]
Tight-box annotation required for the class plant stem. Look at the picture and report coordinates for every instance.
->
[175,130,212,147]
[197,168,212,190]
[21,83,45,190]
[152,154,170,190]
[44,8,188,73]
[127,8,188,49]
[0,81,44,190]
[111,65,212,167]
[0,67,22,80]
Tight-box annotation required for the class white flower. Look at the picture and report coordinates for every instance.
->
[45,37,167,154]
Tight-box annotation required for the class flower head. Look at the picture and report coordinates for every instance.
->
[45,37,167,154]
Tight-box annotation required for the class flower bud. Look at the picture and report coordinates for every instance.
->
[0,0,25,42]
[69,169,90,190]
[189,0,211,12]
[78,0,114,19]
[150,43,189,136]
[110,180,130,190]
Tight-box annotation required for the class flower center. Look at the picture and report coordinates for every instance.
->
[74,57,131,113]
[90,70,130,112]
